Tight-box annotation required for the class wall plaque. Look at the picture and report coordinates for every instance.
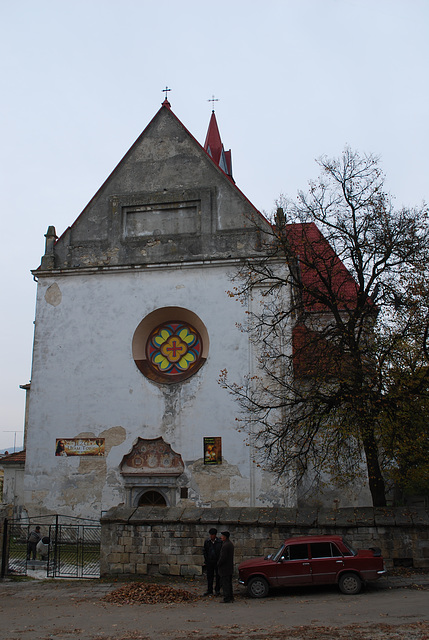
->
[204,437,222,465]
[55,438,105,456]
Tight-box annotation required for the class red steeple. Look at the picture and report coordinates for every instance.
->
[204,111,233,180]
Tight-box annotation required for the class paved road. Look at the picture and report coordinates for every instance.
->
[0,574,428,640]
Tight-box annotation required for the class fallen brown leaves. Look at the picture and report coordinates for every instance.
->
[389,567,429,578]
[102,582,200,605]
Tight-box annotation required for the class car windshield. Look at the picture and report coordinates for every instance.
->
[342,538,357,556]
[272,544,286,562]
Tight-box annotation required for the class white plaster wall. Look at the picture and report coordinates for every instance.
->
[1,466,25,508]
[24,263,296,519]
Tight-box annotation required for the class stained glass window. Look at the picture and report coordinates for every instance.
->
[145,321,203,381]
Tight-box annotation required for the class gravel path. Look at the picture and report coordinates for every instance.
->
[0,573,428,640]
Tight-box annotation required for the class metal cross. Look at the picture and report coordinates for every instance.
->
[207,95,219,110]
[162,86,172,100]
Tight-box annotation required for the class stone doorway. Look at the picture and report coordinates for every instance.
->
[120,437,185,507]
[138,490,167,506]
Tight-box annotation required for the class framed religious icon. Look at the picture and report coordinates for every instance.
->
[203,437,222,465]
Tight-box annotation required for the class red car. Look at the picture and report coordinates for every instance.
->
[238,535,385,597]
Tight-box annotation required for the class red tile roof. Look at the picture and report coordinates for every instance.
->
[286,224,376,378]
[0,450,26,464]
[292,324,352,379]
[285,222,361,312]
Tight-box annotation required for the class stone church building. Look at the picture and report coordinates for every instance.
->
[18,99,370,521]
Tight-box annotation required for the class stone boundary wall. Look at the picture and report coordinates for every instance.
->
[100,506,429,577]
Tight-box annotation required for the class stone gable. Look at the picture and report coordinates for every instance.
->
[43,105,266,272]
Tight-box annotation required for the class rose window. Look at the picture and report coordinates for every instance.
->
[146,321,203,381]
[132,308,208,384]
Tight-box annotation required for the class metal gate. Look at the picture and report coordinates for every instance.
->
[1,516,101,579]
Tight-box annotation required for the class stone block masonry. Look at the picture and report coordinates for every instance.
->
[100,506,429,577]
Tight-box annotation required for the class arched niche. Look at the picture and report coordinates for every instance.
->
[132,307,209,384]
[120,437,185,508]
[121,437,184,477]
[137,490,167,507]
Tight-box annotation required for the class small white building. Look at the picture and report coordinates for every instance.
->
[0,450,26,518]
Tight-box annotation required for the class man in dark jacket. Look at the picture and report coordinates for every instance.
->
[217,530,234,603]
[203,527,222,595]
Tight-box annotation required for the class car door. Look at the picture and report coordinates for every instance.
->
[309,541,343,585]
[276,542,312,586]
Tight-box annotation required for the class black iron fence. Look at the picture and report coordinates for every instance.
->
[1,515,101,579]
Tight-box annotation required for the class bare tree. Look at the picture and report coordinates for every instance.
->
[221,148,429,507]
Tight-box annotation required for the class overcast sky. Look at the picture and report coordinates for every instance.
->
[0,0,428,451]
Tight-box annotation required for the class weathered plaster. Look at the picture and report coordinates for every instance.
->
[190,458,255,507]
[26,264,290,517]
[46,109,265,271]
[24,263,296,518]
[23,104,296,520]
[44,283,62,306]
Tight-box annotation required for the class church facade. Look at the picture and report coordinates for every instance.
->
[19,98,376,522]
[22,100,299,520]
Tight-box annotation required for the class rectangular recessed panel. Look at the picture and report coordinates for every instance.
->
[124,202,200,237]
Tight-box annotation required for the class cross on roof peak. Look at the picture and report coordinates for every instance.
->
[207,95,219,111]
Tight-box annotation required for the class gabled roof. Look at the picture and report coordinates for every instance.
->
[285,222,361,313]
[286,223,376,379]
[35,100,268,272]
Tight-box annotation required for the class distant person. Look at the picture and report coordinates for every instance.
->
[203,527,222,596]
[27,526,41,560]
[217,530,234,603]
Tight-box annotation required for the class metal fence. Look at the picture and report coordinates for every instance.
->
[1,515,101,579]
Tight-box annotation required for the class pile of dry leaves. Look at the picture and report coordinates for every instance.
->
[103,582,200,605]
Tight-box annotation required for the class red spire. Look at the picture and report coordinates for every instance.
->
[204,111,233,180]
[204,111,223,163]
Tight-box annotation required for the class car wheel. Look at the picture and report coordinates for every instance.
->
[247,576,269,598]
[338,572,362,595]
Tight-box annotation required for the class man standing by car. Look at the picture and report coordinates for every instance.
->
[203,527,222,596]
[218,530,234,603]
